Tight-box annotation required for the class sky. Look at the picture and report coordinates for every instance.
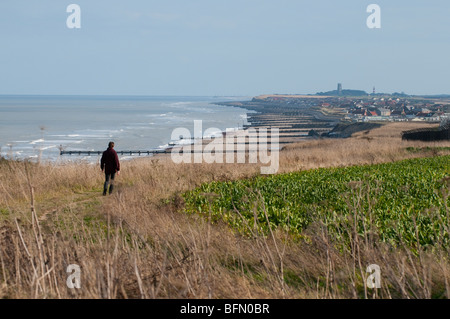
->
[0,0,449,96]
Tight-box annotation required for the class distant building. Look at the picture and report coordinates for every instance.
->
[378,108,391,116]
[337,83,342,95]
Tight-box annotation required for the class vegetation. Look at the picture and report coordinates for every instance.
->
[0,122,450,299]
[316,89,368,97]
[184,156,450,249]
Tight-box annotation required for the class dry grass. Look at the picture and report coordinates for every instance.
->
[0,122,449,299]
[280,122,450,171]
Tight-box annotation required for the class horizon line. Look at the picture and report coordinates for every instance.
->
[0,94,251,97]
[0,92,449,98]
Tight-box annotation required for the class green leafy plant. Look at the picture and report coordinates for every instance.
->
[184,156,450,249]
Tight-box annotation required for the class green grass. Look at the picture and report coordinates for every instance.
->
[0,207,10,220]
[184,156,450,249]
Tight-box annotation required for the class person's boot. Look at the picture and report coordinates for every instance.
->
[109,184,114,195]
[103,183,108,196]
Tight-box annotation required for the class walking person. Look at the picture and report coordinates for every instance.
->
[101,141,120,195]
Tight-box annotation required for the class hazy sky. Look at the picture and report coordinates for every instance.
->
[0,1,449,96]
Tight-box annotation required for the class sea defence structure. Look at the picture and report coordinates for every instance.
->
[216,95,346,146]
[402,121,450,141]
[60,149,171,156]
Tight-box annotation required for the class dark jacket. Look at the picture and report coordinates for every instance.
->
[101,147,120,174]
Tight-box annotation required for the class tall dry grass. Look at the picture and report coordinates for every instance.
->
[0,122,449,299]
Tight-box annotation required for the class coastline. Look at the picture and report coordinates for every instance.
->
[213,97,345,146]
[6,94,445,165]
[0,96,252,163]
[0,95,362,164]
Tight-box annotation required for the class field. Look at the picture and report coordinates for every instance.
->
[0,122,450,299]
[184,156,450,249]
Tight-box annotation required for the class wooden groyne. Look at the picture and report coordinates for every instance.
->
[59,142,285,157]
[217,98,345,145]
[60,150,171,156]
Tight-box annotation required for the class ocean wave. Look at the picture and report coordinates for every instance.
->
[30,138,45,145]
[40,145,57,151]
[164,102,195,107]
[50,134,81,138]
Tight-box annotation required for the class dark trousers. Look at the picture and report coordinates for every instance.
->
[103,172,116,195]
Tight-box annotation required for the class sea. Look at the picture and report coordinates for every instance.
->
[0,95,252,163]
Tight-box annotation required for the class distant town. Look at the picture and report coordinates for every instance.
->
[215,84,450,145]
[256,83,450,124]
